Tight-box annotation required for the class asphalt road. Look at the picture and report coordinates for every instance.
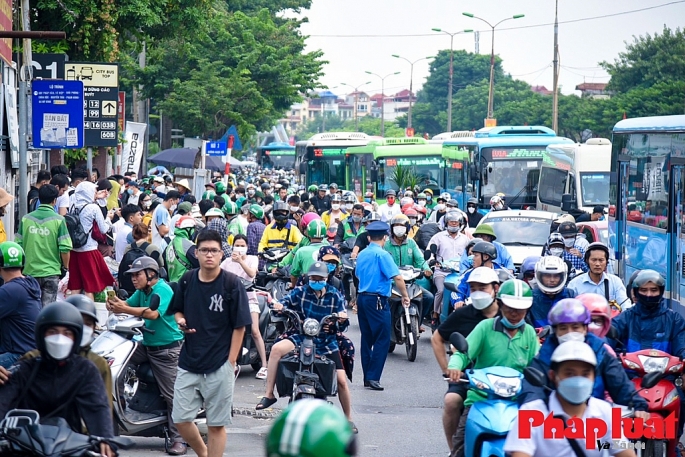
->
[123,313,448,456]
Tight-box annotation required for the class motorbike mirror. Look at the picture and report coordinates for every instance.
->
[149,294,161,312]
[444,281,458,292]
[523,367,547,388]
[606,326,619,340]
[424,250,432,261]
[117,289,129,300]
[640,371,663,389]
[449,332,468,354]
[538,326,551,339]
[430,244,438,255]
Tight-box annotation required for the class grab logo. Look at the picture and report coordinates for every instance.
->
[29,226,50,236]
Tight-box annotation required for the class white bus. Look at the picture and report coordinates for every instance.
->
[429,130,475,144]
[536,138,612,213]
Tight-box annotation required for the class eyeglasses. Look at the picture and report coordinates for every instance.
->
[198,248,221,256]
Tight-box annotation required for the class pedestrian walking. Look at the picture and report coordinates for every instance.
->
[354,221,410,390]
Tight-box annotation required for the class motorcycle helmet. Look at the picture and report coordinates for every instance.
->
[471,241,497,261]
[308,185,318,193]
[223,200,239,216]
[489,195,504,210]
[551,341,597,367]
[301,212,322,231]
[261,182,271,191]
[496,192,506,202]
[400,197,413,207]
[438,192,451,203]
[547,298,591,326]
[576,293,612,338]
[472,224,497,241]
[534,256,568,295]
[467,267,500,285]
[35,301,84,361]
[307,219,327,239]
[363,212,382,224]
[273,201,289,218]
[64,294,98,322]
[249,204,264,220]
[446,199,459,209]
[266,399,357,457]
[631,269,665,307]
[519,255,541,283]
[318,184,328,192]
[443,211,466,232]
[496,279,533,309]
[215,182,226,194]
[0,241,25,269]
[202,190,217,201]
[584,242,610,264]
[175,215,196,230]
[404,208,419,225]
[343,193,356,204]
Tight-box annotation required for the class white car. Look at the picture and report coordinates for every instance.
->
[476,210,559,268]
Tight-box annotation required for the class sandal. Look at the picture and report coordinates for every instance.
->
[349,421,358,434]
[256,396,277,410]
[255,367,268,380]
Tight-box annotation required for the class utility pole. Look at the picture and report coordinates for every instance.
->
[366,71,400,137]
[552,0,560,133]
[475,31,480,54]
[391,54,434,130]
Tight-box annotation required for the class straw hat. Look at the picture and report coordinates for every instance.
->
[0,188,14,207]
[174,179,192,192]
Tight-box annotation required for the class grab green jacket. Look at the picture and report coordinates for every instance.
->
[16,204,72,277]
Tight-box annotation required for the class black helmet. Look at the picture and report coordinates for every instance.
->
[64,294,98,321]
[35,301,84,360]
[465,239,479,253]
[273,201,289,215]
[632,269,665,292]
[261,182,271,190]
[558,221,578,236]
[385,189,396,197]
[584,242,610,264]
[471,241,497,261]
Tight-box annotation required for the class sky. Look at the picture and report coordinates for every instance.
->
[294,0,685,98]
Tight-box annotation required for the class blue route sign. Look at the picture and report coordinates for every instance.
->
[32,80,84,149]
[206,141,227,156]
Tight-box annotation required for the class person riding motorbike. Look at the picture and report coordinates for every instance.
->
[568,242,629,308]
[427,193,450,224]
[578,293,613,342]
[310,184,331,215]
[448,279,539,457]
[518,255,541,288]
[403,207,420,239]
[557,221,589,273]
[518,298,649,416]
[458,224,514,272]
[223,200,245,245]
[377,189,401,223]
[542,232,574,274]
[334,204,364,246]
[452,240,503,308]
[322,194,349,229]
[489,195,506,211]
[528,256,576,328]
[350,212,382,260]
[289,220,330,288]
[258,201,303,253]
[165,215,200,282]
[465,198,482,228]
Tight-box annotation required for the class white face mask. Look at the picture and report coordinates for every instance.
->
[44,334,74,360]
[467,207,476,214]
[549,247,564,257]
[470,291,494,310]
[557,331,586,344]
[289,206,300,212]
[393,226,407,237]
[435,204,446,211]
[170,204,178,212]
[563,237,576,248]
[142,200,151,209]
[418,200,426,207]
[331,204,340,211]
[345,203,354,211]
[233,246,248,255]
[248,190,255,196]
[81,326,94,347]
[97,198,107,206]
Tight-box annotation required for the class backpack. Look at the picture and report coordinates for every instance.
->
[414,222,442,251]
[118,241,153,294]
[65,204,93,249]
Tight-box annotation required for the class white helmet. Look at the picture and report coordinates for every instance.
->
[534,256,568,295]
[467,267,500,285]
[440,192,451,201]
[551,341,597,367]
[404,190,414,198]
[400,197,413,206]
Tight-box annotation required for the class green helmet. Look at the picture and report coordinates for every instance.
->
[202,190,216,201]
[249,204,264,219]
[417,193,427,199]
[266,399,357,457]
[307,219,327,239]
[308,185,318,192]
[223,200,239,215]
[0,241,25,269]
[497,279,533,310]
[215,182,226,194]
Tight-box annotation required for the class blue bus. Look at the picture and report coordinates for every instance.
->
[444,126,574,209]
[256,142,296,170]
[609,115,685,303]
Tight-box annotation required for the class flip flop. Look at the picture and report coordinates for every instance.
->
[349,421,358,434]
[256,396,277,410]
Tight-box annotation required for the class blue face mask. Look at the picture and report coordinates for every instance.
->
[309,280,327,291]
[501,316,525,329]
[465,254,475,269]
[599,216,606,221]
[364,198,372,203]
[557,376,594,405]
[326,263,336,273]
[127,188,134,195]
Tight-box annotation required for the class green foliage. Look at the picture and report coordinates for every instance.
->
[295,114,405,139]
[389,163,418,191]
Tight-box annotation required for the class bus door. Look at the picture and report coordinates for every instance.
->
[346,154,367,198]
[669,160,685,304]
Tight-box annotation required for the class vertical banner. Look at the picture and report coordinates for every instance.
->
[121,121,147,176]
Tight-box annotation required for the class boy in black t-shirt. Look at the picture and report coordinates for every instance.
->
[171,230,251,457]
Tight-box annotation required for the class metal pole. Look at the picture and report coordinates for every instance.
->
[487,27,495,119]
[87,147,93,177]
[447,34,454,132]
[18,0,33,221]
[142,98,149,175]
[552,0,559,133]
[354,92,359,132]
[381,77,385,137]
[408,62,414,130]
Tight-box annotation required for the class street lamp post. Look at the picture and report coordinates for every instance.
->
[365,71,400,137]
[391,54,434,131]
[462,12,524,120]
[431,28,472,132]
[340,81,372,132]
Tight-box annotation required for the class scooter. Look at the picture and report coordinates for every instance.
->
[339,237,357,307]
[441,257,462,323]
[388,266,423,362]
[274,309,339,403]
[90,294,204,453]
[256,248,291,301]
[0,409,135,457]
[449,332,523,457]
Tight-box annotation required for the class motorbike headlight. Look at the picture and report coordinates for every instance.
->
[664,389,679,407]
[107,314,118,331]
[486,374,521,398]
[303,319,320,336]
[670,363,684,373]
[622,359,640,371]
[638,355,669,373]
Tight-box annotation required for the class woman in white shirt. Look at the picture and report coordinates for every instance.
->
[220,234,268,379]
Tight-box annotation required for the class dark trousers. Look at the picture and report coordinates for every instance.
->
[357,294,391,382]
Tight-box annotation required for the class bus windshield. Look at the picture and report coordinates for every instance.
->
[580,172,609,207]
[305,147,347,186]
[485,216,552,245]
[262,152,295,170]
[376,155,443,195]
[480,146,545,204]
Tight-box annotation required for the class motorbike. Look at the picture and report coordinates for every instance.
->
[449,332,523,457]
[388,266,423,362]
[274,309,340,403]
[339,237,357,307]
[0,409,135,457]
[91,294,204,453]
[441,257,462,324]
[256,248,291,301]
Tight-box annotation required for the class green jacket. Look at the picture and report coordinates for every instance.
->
[383,237,429,271]
[342,219,365,241]
[165,227,197,282]
[279,236,311,267]
[448,317,539,406]
[290,241,329,278]
[16,204,72,277]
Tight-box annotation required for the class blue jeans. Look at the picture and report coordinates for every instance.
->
[357,294,391,382]
[420,287,434,323]
[0,352,22,369]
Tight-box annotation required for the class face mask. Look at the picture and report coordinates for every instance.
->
[44,334,74,360]
[427,196,432,201]
[557,376,594,405]
[97,198,107,206]
[142,201,151,209]
[289,206,299,212]
[549,247,564,257]
[309,280,326,291]
[636,292,661,309]
[393,226,407,237]
[447,226,460,234]
[326,263,337,273]
[233,246,247,255]
[418,200,426,207]
[364,198,372,203]
[351,215,362,223]
[345,203,354,211]
[248,190,255,196]
[557,331,586,344]
[501,316,525,329]
[127,188,134,195]
[465,254,475,269]
[467,207,476,214]
[470,291,494,310]
[599,216,606,221]
[387,199,395,205]
[563,238,576,248]
[81,326,94,347]
[494,203,504,210]
[435,204,446,211]
[331,204,340,211]
[408,218,417,226]
[588,322,603,334]
[170,204,178,212]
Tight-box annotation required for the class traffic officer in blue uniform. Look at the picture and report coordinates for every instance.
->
[355,221,410,390]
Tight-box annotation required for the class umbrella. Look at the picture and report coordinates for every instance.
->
[148,147,244,172]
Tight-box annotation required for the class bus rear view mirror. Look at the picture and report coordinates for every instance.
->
[370,168,378,183]
[469,163,479,181]
[561,193,574,212]
[299,162,306,175]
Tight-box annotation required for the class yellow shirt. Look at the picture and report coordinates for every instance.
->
[321,210,349,228]
[258,221,303,252]
[0,220,7,243]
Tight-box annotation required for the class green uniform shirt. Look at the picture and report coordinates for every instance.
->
[448,317,539,406]
[383,237,429,270]
[127,279,183,347]
[16,204,72,277]
[290,241,329,278]
[279,236,311,267]
[342,220,365,241]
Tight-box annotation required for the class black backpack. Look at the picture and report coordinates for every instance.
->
[65,204,93,249]
[118,241,154,294]
[414,222,442,251]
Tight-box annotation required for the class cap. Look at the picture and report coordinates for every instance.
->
[366,221,390,234]
[319,246,341,261]
[307,261,329,277]
[551,341,598,367]
[126,256,160,274]
[177,202,193,214]
[592,205,607,215]
[205,182,216,189]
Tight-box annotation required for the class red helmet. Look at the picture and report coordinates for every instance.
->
[361,202,373,212]
[414,205,427,215]
[577,293,612,338]
[401,203,415,214]
[404,208,419,217]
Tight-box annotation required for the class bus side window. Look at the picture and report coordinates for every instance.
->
[538,167,567,206]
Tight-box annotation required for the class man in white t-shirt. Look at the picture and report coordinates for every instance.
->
[504,341,636,457]
[50,174,70,216]
[152,190,180,252]
[114,204,143,262]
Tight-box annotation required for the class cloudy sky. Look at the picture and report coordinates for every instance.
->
[295,0,685,98]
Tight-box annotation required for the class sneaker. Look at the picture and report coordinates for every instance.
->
[256,367,268,380]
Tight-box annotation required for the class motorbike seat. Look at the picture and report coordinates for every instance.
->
[136,362,157,385]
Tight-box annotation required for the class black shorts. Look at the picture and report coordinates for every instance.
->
[327,351,344,371]
[446,381,468,398]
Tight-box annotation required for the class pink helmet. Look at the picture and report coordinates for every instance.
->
[301,212,321,231]
[576,293,612,338]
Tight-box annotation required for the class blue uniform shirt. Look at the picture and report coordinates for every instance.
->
[355,242,400,297]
